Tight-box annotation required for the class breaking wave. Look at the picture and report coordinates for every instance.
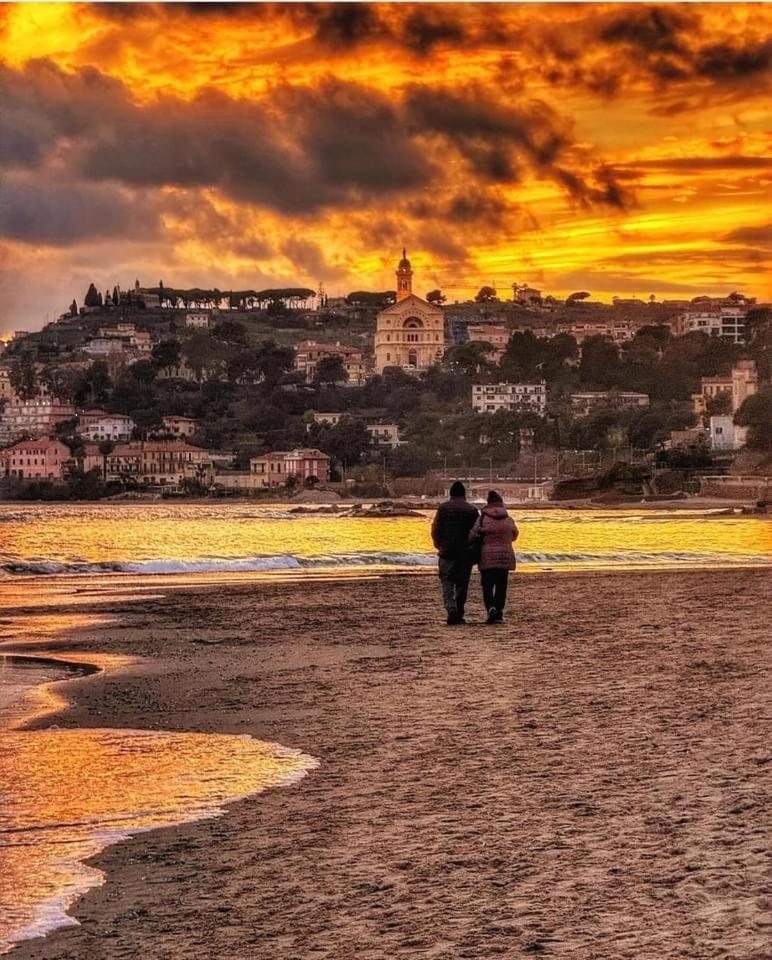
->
[1,549,770,578]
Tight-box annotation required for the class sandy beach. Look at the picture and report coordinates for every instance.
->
[5,567,771,959]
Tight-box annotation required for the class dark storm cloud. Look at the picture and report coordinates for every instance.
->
[0,177,160,245]
[1,59,633,220]
[721,224,772,247]
[401,8,466,54]
[404,85,567,174]
[695,40,772,80]
[0,61,433,214]
[404,84,632,208]
[599,6,693,55]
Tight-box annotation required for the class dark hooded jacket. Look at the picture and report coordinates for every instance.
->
[470,504,518,570]
[431,496,479,561]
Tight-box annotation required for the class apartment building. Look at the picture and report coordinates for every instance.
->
[472,382,547,415]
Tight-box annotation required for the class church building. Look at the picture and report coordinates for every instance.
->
[374,251,445,374]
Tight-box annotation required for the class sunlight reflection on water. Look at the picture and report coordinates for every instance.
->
[0,503,769,577]
[0,658,316,954]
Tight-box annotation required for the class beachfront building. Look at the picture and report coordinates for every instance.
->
[77,409,135,442]
[295,340,367,385]
[570,391,650,416]
[162,415,199,438]
[709,415,748,451]
[0,397,77,445]
[374,251,445,374]
[0,438,71,480]
[80,440,211,485]
[250,448,331,487]
[692,360,758,416]
[472,382,547,415]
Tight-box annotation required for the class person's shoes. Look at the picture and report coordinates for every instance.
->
[486,606,498,625]
[447,611,461,626]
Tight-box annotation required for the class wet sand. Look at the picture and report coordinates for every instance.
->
[5,568,772,959]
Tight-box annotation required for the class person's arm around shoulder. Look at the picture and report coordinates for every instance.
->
[469,513,482,543]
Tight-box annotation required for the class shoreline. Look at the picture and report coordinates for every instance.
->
[3,566,771,958]
[1,494,767,511]
[0,649,317,954]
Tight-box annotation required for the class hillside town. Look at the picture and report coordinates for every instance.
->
[1,254,769,502]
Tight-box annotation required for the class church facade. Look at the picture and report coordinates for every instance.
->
[374,251,445,374]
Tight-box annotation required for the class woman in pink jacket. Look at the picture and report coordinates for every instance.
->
[469,490,519,624]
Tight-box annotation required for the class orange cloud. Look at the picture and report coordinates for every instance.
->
[0,1,770,330]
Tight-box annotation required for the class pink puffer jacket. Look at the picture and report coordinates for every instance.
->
[470,505,518,570]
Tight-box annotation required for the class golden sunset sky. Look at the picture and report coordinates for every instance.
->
[0,2,770,332]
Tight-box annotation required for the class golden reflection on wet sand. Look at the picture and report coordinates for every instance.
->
[0,723,314,952]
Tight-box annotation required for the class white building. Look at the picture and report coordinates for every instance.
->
[366,423,402,448]
[570,391,650,416]
[675,307,747,344]
[185,312,210,329]
[77,409,136,442]
[0,397,77,445]
[709,416,748,451]
[162,415,199,438]
[472,382,547,415]
[692,360,758,415]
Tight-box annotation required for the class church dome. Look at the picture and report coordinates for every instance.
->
[398,247,411,270]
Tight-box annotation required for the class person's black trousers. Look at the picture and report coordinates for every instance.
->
[480,568,509,617]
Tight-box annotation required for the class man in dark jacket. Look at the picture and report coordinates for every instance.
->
[431,480,479,625]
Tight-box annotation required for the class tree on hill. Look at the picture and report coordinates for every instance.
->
[41,364,80,404]
[74,360,112,407]
[211,320,247,345]
[69,299,78,316]
[254,340,295,386]
[314,354,349,387]
[705,390,733,416]
[735,386,772,450]
[444,341,496,377]
[9,358,38,400]
[566,291,590,305]
[84,283,101,308]
[475,286,497,303]
[151,339,182,377]
[745,307,771,380]
[426,289,446,304]
[319,416,371,467]
[579,335,622,388]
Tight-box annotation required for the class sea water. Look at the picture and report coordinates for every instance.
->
[0,657,316,953]
[0,502,770,578]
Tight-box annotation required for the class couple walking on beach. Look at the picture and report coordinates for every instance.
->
[431,481,519,626]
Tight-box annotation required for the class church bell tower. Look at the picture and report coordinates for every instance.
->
[396,248,413,301]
